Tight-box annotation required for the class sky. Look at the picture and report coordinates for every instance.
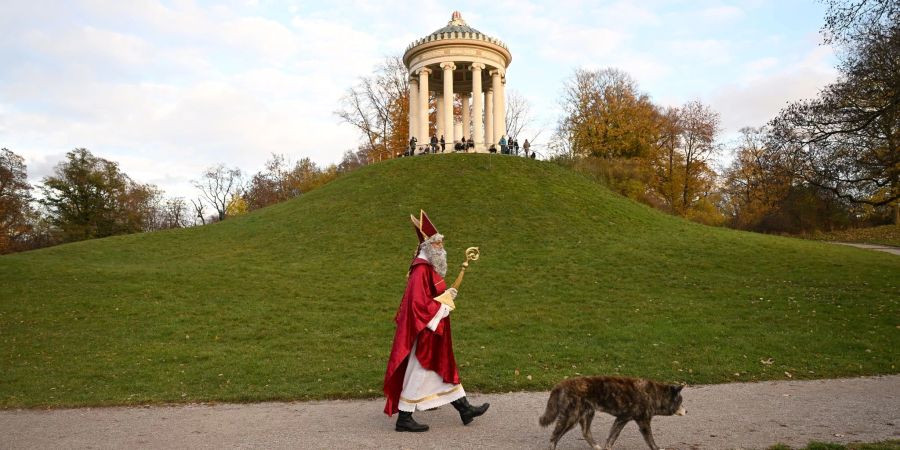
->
[1,0,839,200]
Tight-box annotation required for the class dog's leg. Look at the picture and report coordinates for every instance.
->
[603,417,629,450]
[548,410,579,450]
[636,418,659,450]
[578,408,601,450]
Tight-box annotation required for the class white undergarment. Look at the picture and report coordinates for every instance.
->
[397,342,465,412]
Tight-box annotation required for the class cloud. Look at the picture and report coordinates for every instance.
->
[710,46,838,133]
[665,39,733,65]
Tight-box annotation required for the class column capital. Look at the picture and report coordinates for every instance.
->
[417,67,432,76]
[469,63,485,71]
[440,62,457,71]
[489,68,505,77]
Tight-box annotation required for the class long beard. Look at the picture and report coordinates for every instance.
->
[423,245,448,277]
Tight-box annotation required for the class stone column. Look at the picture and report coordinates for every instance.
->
[490,68,504,144]
[470,63,484,151]
[409,77,419,145]
[440,62,456,146]
[499,75,507,142]
[485,88,494,149]
[418,67,431,151]
[436,95,445,143]
[461,94,470,144]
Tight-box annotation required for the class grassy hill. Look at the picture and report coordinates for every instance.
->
[1,154,898,408]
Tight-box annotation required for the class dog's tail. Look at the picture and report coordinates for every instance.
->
[539,386,562,427]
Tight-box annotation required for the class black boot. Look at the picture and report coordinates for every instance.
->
[451,396,490,425]
[395,411,429,432]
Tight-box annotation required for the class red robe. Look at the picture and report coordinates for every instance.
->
[383,258,460,415]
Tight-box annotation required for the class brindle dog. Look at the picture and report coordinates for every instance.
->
[539,376,686,450]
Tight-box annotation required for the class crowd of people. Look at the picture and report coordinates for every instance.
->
[405,135,536,159]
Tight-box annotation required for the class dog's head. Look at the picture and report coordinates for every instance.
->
[667,384,686,416]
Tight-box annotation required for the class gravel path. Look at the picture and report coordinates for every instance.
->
[831,242,900,256]
[2,375,898,449]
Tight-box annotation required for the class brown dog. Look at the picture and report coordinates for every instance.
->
[539,376,686,450]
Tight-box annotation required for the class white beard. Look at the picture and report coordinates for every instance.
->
[422,244,448,277]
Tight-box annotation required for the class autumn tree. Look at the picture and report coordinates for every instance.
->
[39,148,161,242]
[244,154,297,210]
[675,100,721,216]
[153,197,190,229]
[556,68,661,160]
[244,153,337,211]
[192,164,242,222]
[0,148,35,253]
[769,0,899,223]
[336,55,409,161]
[721,127,790,228]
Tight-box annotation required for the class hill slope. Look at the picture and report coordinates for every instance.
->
[1,154,898,407]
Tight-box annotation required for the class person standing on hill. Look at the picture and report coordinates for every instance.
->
[383,210,489,432]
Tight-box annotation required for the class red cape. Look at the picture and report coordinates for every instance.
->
[383,258,460,415]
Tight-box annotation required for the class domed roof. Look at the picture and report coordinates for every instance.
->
[429,11,484,36]
[405,11,509,53]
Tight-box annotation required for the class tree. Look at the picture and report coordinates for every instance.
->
[649,107,684,210]
[821,0,898,45]
[556,68,661,159]
[190,198,208,226]
[193,164,242,222]
[0,148,35,253]
[39,148,161,242]
[244,153,296,210]
[770,0,899,223]
[336,55,409,161]
[675,100,721,214]
[505,89,540,143]
[153,197,189,230]
[244,154,338,211]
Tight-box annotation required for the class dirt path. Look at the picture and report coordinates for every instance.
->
[1,375,898,449]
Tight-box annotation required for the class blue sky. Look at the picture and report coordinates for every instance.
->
[1,0,837,200]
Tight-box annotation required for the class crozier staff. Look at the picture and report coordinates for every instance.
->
[383,210,489,432]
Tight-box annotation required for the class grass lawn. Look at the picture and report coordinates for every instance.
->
[1,154,898,408]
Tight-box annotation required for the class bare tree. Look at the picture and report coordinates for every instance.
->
[505,89,540,142]
[192,164,241,222]
[336,55,410,160]
[159,197,188,229]
[190,198,207,226]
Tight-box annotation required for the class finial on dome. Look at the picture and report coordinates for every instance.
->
[449,11,466,26]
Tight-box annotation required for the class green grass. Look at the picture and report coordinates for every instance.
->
[768,440,900,450]
[801,224,900,247]
[1,154,898,408]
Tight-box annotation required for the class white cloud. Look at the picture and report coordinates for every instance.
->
[666,39,733,65]
[710,46,838,133]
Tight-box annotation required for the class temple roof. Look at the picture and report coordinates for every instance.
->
[429,11,484,36]
[406,11,509,52]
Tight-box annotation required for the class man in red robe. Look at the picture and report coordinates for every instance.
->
[383,210,489,432]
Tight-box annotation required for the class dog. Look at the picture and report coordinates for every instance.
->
[539,376,686,450]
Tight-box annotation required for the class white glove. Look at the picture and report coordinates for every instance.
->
[447,287,458,299]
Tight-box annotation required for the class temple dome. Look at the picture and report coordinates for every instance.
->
[428,11,484,36]
[405,11,509,54]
